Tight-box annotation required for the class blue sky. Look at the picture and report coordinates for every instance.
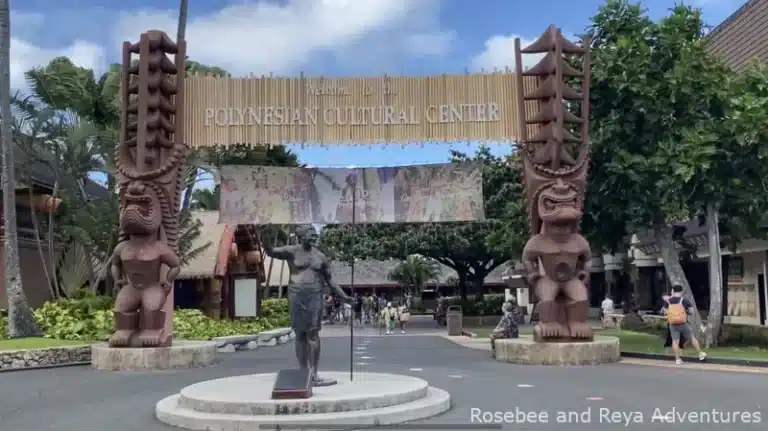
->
[12,0,746,181]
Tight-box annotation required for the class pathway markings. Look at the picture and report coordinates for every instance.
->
[517,384,534,388]
[586,396,604,401]
[409,368,423,371]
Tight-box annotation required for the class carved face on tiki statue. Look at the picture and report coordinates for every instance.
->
[538,180,582,238]
[120,182,162,235]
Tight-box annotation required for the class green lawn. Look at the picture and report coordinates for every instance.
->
[0,338,90,351]
[467,327,768,361]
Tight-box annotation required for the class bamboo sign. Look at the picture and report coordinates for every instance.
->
[183,73,539,147]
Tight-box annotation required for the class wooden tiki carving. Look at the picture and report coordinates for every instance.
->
[514,26,594,342]
[108,31,187,348]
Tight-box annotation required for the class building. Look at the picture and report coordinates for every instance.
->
[0,147,108,309]
[175,211,265,319]
[706,0,768,72]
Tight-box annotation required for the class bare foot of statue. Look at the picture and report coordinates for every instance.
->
[568,322,593,339]
[137,329,164,347]
[534,322,568,339]
[109,330,135,347]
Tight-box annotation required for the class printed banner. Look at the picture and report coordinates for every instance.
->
[218,163,485,225]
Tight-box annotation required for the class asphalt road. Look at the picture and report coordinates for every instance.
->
[0,319,766,431]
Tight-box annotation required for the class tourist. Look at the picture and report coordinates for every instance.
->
[662,285,706,364]
[397,302,410,334]
[490,300,520,359]
[601,295,614,321]
[381,302,399,335]
[353,294,364,327]
[363,293,374,323]
[324,295,335,324]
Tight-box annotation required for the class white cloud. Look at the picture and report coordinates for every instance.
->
[471,32,580,72]
[10,12,105,90]
[114,0,451,76]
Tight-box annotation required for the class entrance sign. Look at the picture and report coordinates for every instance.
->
[184,73,538,147]
[218,163,485,224]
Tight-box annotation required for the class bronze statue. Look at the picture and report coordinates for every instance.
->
[262,226,351,386]
[109,30,187,348]
[514,25,593,342]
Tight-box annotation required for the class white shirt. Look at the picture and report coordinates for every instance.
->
[601,298,614,313]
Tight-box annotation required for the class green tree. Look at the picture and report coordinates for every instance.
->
[320,146,527,300]
[1,0,43,336]
[584,1,764,338]
[388,255,441,296]
[190,185,220,210]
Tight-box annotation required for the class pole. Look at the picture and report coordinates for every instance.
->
[349,185,356,382]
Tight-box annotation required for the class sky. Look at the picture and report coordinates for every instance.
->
[11,0,748,185]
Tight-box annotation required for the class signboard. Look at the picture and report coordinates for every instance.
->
[184,73,538,147]
[218,163,485,225]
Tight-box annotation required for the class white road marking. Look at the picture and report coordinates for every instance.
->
[517,384,534,388]
[586,396,604,401]
[355,362,368,366]
[359,356,373,360]
[449,375,463,379]
[409,368,423,371]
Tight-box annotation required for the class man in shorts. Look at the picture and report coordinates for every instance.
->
[662,284,707,364]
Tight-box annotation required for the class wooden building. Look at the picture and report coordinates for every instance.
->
[175,211,265,319]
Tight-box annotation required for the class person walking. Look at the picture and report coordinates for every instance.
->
[353,294,364,327]
[397,302,410,333]
[662,285,706,364]
[381,302,398,335]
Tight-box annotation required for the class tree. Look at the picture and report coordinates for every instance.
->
[190,185,219,210]
[388,255,441,296]
[0,0,43,336]
[320,146,527,300]
[686,62,768,345]
[584,0,762,339]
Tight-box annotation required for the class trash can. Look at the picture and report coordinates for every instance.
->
[446,305,463,336]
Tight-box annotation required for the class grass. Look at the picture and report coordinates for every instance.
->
[467,327,768,361]
[0,338,90,351]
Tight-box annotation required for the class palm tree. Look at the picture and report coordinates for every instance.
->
[190,185,219,210]
[0,0,43,336]
[389,255,442,296]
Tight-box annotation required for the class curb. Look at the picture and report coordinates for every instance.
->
[620,351,768,368]
[0,361,90,373]
[461,330,477,338]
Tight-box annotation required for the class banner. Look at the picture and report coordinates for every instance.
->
[218,163,485,225]
[183,73,540,147]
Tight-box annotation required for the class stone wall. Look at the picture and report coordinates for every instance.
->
[0,345,91,371]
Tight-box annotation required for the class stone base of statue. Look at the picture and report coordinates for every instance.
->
[91,340,217,371]
[155,372,451,430]
[494,335,619,366]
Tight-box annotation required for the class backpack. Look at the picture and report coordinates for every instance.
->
[666,302,687,324]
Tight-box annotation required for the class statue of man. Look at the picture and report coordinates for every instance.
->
[262,225,351,386]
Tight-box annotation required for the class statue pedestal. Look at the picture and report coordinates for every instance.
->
[156,372,450,430]
[91,340,217,371]
[494,335,620,365]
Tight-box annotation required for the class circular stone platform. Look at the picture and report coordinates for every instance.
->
[91,340,217,371]
[494,335,620,365]
[156,372,451,430]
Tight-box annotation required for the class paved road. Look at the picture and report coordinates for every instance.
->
[1,324,766,430]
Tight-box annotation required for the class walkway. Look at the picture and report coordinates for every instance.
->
[1,320,766,430]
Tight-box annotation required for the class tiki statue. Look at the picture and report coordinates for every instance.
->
[109,30,187,348]
[514,25,593,341]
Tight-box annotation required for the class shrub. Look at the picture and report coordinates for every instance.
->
[442,294,506,316]
[619,312,646,332]
[721,324,768,347]
[0,315,7,340]
[27,296,291,341]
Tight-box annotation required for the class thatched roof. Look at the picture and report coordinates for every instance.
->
[328,259,510,287]
[178,211,231,280]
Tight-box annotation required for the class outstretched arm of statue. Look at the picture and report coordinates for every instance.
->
[322,260,351,302]
[260,230,294,260]
[110,242,126,288]
[160,245,181,289]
